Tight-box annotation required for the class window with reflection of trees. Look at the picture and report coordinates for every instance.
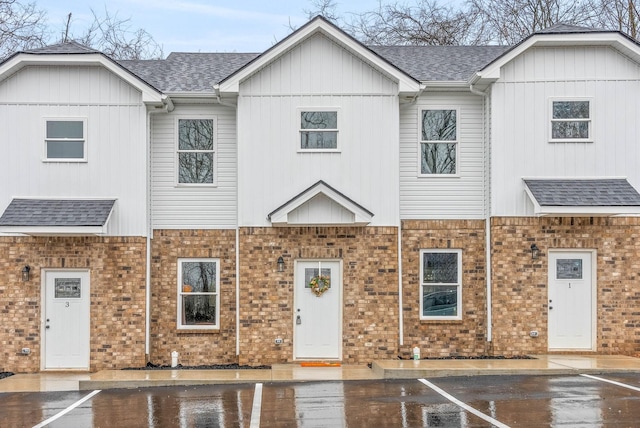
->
[178,259,219,328]
[551,100,591,141]
[300,111,338,149]
[177,118,214,184]
[420,250,461,319]
[421,109,457,174]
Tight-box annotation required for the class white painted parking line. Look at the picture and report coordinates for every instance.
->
[250,382,263,428]
[418,379,511,428]
[32,389,101,428]
[581,374,640,392]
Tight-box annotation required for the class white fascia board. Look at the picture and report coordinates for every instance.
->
[218,19,419,95]
[269,182,373,226]
[478,32,640,80]
[0,53,164,104]
[0,225,108,235]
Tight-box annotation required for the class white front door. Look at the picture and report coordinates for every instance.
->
[294,260,342,360]
[548,251,594,350]
[43,270,90,369]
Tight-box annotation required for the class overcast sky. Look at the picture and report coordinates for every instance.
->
[37,0,380,54]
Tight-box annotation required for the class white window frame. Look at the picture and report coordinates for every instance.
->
[549,98,593,143]
[175,116,217,186]
[177,258,220,330]
[43,118,87,162]
[419,249,462,321]
[418,108,459,176]
[297,107,340,152]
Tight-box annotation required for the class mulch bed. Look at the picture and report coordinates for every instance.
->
[122,362,272,371]
[0,372,14,380]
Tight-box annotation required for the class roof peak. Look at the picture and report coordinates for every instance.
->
[23,40,101,55]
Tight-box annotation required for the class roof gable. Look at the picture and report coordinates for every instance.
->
[218,16,420,95]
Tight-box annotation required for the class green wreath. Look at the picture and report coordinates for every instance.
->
[309,275,331,296]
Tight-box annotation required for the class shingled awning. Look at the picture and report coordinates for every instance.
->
[523,179,640,216]
[0,198,116,235]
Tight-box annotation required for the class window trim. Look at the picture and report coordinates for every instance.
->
[419,249,462,321]
[43,118,87,162]
[297,107,341,153]
[418,107,459,177]
[175,116,217,187]
[549,98,593,143]
[177,258,220,330]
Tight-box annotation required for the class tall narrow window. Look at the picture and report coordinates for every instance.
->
[45,119,86,161]
[300,111,338,150]
[177,259,219,329]
[420,109,457,174]
[420,249,462,320]
[177,118,214,184]
[550,100,591,142]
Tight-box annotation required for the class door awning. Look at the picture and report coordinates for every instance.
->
[0,198,116,235]
[268,180,374,226]
[523,178,640,216]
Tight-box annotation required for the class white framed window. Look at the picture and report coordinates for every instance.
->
[420,109,458,175]
[299,108,339,151]
[549,99,592,142]
[420,249,462,320]
[177,258,220,329]
[44,118,87,161]
[176,117,216,185]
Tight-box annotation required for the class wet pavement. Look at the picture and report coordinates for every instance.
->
[2,374,640,427]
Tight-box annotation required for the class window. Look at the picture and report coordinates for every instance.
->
[177,258,219,329]
[420,109,457,174]
[177,118,215,184]
[420,250,462,320]
[300,111,338,150]
[550,100,591,142]
[44,119,86,161]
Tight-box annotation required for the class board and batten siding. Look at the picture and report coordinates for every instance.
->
[399,92,486,220]
[237,33,400,226]
[0,65,147,236]
[491,46,640,216]
[151,104,237,229]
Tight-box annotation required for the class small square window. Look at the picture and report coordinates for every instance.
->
[177,118,215,184]
[177,259,220,329]
[45,119,86,161]
[420,109,457,174]
[550,100,591,142]
[420,250,462,320]
[300,111,338,150]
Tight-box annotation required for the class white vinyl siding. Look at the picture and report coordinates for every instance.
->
[237,33,400,227]
[0,65,147,236]
[491,46,640,216]
[400,92,486,219]
[152,105,237,229]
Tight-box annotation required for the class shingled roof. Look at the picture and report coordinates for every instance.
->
[0,199,116,227]
[23,41,102,55]
[524,179,640,207]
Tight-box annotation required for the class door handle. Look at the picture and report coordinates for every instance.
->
[296,315,301,325]
[549,306,553,310]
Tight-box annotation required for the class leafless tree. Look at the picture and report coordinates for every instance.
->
[304,0,340,22]
[0,0,47,60]
[587,0,640,38]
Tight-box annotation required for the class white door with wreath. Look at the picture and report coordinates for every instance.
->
[293,260,342,360]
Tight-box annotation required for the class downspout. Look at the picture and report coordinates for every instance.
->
[470,82,492,344]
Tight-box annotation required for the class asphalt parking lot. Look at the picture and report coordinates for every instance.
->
[2,373,639,427]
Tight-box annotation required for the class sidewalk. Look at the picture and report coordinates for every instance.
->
[1,355,639,393]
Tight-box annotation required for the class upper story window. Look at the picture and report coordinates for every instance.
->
[300,110,338,150]
[550,100,592,142]
[420,109,457,175]
[44,119,86,161]
[177,118,215,185]
[420,249,462,320]
[178,258,220,329]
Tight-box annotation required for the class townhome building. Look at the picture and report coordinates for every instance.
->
[1,17,639,373]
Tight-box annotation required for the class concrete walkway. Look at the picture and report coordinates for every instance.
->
[1,355,639,393]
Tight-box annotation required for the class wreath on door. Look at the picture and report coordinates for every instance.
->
[309,275,331,297]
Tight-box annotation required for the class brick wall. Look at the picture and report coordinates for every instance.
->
[401,220,488,358]
[150,229,237,366]
[0,236,146,373]
[491,217,640,356]
[238,226,399,365]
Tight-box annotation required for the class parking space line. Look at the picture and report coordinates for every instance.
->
[581,374,640,392]
[418,379,511,428]
[32,389,101,428]
[250,382,263,428]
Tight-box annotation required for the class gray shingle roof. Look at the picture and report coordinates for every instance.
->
[0,199,116,227]
[535,23,608,34]
[524,179,640,206]
[24,41,102,55]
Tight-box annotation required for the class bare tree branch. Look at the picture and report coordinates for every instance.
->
[0,0,47,60]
